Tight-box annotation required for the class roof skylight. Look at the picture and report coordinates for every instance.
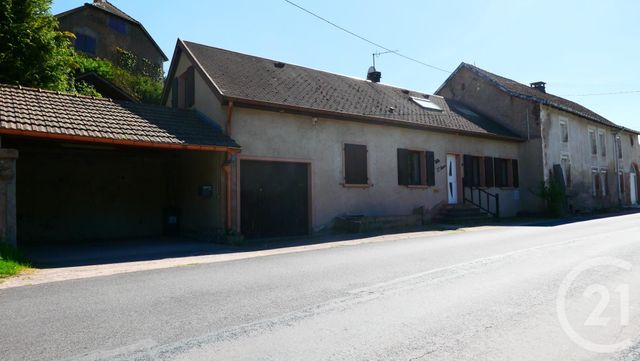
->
[410,96,442,111]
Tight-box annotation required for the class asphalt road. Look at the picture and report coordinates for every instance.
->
[2,214,640,361]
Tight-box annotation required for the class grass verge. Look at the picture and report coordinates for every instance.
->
[0,242,30,278]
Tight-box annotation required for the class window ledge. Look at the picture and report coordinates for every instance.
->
[405,185,429,189]
[342,183,372,188]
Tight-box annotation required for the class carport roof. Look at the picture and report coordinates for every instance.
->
[0,84,240,151]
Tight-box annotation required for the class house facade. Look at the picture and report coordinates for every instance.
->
[57,0,167,77]
[162,40,526,238]
[437,63,640,213]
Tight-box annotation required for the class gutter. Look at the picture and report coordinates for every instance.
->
[0,128,240,153]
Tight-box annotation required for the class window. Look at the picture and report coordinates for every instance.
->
[620,171,626,194]
[560,121,568,143]
[616,135,623,159]
[630,134,635,147]
[344,144,368,185]
[463,155,482,187]
[397,149,435,186]
[484,157,495,187]
[410,97,442,111]
[561,156,572,188]
[598,130,606,157]
[408,151,422,185]
[480,157,518,188]
[592,169,600,197]
[171,66,195,109]
[600,169,608,196]
[109,16,126,33]
[495,158,509,187]
[589,129,597,155]
[74,33,96,55]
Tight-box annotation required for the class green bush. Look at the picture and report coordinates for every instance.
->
[74,54,163,103]
[538,180,567,217]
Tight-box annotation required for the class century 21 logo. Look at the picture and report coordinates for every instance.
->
[556,257,633,353]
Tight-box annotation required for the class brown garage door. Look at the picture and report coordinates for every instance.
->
[240,160,309,238]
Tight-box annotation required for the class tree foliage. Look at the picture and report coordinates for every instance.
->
[0,0,164,103]
[75,54,163,104]
[0,0,76,91]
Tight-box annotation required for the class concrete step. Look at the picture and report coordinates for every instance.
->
[434,204,493,224]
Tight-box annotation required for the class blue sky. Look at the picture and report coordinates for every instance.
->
[52,0,640,129]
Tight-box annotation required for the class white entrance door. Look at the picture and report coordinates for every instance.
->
[447,154,458,204]
[631,168,638,205]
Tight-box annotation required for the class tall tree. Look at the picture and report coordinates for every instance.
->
[0,0,76,91]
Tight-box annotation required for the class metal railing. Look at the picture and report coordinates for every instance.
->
[463,186,500,219]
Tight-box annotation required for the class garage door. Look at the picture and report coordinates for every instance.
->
[240,160,309,238]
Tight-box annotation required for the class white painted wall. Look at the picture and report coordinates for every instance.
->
[232,108,522,231]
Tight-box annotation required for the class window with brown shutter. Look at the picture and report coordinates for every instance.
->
[397,149,435,186]
[484,157,495,187]
[463,155,482,187]
[185,66,195,107]
[171,77,179,108]
[175,66,196,109]
[494,158,509,187]
[425,151,435,186]
[344,144,368,185]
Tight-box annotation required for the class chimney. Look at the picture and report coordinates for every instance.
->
[367,66,381,83]
[530,81,546,93]
[93,0,105,3]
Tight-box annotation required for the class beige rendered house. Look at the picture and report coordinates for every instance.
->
[163,40,526,238]
[437,63,640,213]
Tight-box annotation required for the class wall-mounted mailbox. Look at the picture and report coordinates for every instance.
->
[198,185,214,199]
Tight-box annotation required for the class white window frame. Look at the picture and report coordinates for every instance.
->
[616,135,623,159]
[600,168,608,196]
[598,130,606,157]
[561,155,571,188]
[589,129,597,156]
[559,120,569,143]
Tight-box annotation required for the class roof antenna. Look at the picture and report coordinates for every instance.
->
[367,50,397,83]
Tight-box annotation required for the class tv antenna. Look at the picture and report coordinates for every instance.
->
[372,50,398,68]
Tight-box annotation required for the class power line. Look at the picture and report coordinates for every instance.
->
[283,0,451,74]
[563,90,640,97]
[283,1,639,97]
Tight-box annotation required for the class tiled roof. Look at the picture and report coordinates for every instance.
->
[180,41,521,140]
[456,63,626,130]
[89,0,137,23]
[0,85,239,149]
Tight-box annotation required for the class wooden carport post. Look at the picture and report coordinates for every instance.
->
[0,149,18,246]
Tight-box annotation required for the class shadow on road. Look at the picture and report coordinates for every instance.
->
[20,209,640,269]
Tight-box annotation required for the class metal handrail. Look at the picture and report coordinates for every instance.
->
[463,186,500,219]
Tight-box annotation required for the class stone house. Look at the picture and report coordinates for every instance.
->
[57,0,167,85]
[437,63,640,213]
[162,40,526,238]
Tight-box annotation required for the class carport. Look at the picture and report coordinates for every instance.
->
[0,84,240,247]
